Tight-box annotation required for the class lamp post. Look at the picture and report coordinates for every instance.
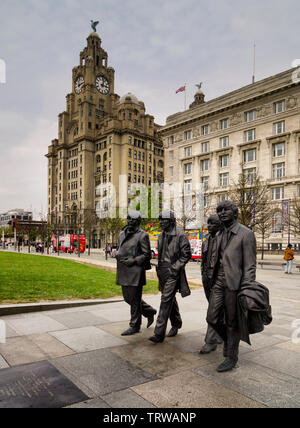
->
[288,198,291,245]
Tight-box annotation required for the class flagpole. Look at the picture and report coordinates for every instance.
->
[184,82,187,110]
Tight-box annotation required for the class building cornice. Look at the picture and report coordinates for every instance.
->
[160,68,300,133]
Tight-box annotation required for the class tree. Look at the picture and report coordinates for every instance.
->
[290,197,300,239]
[82,208,99,255]
[254,206,273,260]
[228,171,270,229]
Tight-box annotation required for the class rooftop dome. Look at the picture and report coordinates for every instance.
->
[88,32,100,39]
[119,92,140,105]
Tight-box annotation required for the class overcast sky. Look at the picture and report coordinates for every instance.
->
[0,0,299,218]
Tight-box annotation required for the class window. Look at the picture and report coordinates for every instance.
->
[298,184,300,197]
[220,136,229,148]
[129,136,132,145]
[218,194,228,203]
[272,211,282,233]
[220,118,228,130]
[128,148,131,158]
[273,121,285,135]
[169,151,174,160]
[272,187,284,200]
[184,130,192,141]
[220,154,229,168]
[244,168,256,183]
[274,100,285,114]
[128,161,131,170]
[169,166,174,177]
[201,159,209,172]
[134,150,137,160]
[184,163,192,175]
[202,124,210,135]
[168,136,174,145]
[184,180,192,193]
[244,129,256,142]
[273,142,285,157]
[272,162,285,178]
[243,148,256,163]
[201,176,209,191]
[220,173,229,187]
[245,110,256,122]
[185,146,192,157]
[201,142,210,153]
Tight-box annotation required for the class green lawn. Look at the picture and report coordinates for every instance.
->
[0,252,159,304]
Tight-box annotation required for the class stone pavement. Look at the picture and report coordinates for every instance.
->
[0,268,299,408]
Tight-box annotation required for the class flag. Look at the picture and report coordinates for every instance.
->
[176,86,185,94]
[282,200,290,227]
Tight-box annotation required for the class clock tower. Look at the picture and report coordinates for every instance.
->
[46,26,164,247]
[72,30,115,117]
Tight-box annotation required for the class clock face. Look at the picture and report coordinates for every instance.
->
[95,75,110,94]
[75,76,84,94]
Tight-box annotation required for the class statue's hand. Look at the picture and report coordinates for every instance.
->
[123,258,135,267]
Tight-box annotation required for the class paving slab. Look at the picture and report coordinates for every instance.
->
[47,311,110,329]
[6,315,67,335]
[132,369,265,408]
[65,398,111,408]
[51,349,157,396]
[4,325,20,338]
[0,356,9,369]
[194,359,300,408]
[275,340,300,354]
[27,334,75,359]
[50,326,127,353]
[111,341,210,378]
[0,360,88,408]
[90,308,132,323]
[242,347,300,380]
[0,336,49,366]
[102,389,156,408]
[239,332,286,351]
[98,321,156,343]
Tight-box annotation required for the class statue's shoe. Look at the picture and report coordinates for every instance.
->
[148,335,164,343]
[217,358,238,372]
[121,327,140,336]
[199,343,217,354]
[167,327,179,337]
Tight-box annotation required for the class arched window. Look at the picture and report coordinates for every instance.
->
[158,160,164,168]
[96,154,101,163]
[272,211,282,233]
[103,152,107,162]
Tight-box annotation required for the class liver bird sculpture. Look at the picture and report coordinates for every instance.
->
[91,20,99,32]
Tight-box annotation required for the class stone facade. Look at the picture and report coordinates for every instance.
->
[159,68,300,249]
[46,31,164,247]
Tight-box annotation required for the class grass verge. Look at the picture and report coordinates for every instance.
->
[0,252,159,304]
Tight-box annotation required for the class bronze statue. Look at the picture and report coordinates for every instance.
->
[149,210,191,343]
[116,211,156,336]
[200,214,223,354]
[206,201,257,372]
[91,20,99,32]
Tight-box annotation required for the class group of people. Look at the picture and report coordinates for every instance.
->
[116,201,272,373]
